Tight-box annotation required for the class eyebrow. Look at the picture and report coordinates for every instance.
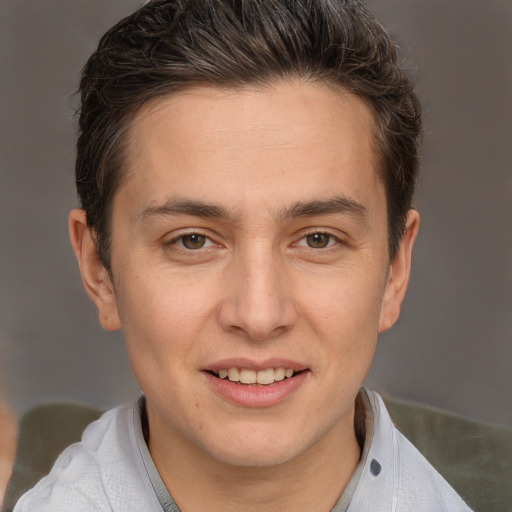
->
[279,196,369,220]
[138,195,368,224]
[139,197,236,223]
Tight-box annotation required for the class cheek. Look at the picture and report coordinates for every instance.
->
[301,267,385,335]
[298,268,384,376]
[117,274,214,416]
[115,269,218,370]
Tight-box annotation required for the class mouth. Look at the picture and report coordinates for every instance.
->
[206,367,306,386]
[203,362,309,406]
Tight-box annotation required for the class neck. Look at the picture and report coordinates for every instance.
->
[146,404,362,512]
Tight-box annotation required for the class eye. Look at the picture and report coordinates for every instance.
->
[182,234,206,249]
[301,232,338,249]
[173,233,215,250]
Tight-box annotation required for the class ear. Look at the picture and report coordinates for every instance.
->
[68,208,121,331]
[378,209,420,333]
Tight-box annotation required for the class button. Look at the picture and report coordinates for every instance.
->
[370,458,382,476]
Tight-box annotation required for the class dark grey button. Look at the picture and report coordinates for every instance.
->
[370,458,382,476]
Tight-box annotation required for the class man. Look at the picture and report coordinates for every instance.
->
[13,0,472,510]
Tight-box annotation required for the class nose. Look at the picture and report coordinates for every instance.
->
[218,247,298,341]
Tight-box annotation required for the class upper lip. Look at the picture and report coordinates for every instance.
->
[204,358,308,373]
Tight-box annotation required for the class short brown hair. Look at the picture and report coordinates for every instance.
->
[76,0,422,269]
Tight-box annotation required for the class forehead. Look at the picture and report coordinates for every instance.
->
[120,81,383,216]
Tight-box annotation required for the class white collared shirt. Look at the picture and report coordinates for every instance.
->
[14,388,473,511]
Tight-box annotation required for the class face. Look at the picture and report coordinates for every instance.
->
[70,81,418,469]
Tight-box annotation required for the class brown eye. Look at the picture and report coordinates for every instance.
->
[181,234,207,249]
[305,233,332,248]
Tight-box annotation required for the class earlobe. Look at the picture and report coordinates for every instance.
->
[68,208,121,331]
[378,209,420,333]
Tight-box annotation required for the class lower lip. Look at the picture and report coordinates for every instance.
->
[204,371,309,407]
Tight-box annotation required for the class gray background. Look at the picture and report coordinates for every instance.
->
[0,0,511,426]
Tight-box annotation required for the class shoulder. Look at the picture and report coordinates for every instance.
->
[349,389,474,511]
[392,427,473,511]
[13,406,159,512]
[383,393,512,512]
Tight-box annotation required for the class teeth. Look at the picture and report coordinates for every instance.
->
[256,368,275,385]
[274,368,285,381]
[240,369,257,384]
[216,367,298,385]
[227,368,240,382]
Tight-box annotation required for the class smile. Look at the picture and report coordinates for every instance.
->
[211,367,298,385]
[204,359,309,406]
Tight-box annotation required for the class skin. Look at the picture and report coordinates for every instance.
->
[70,81,419,511]
[0,396,16,507]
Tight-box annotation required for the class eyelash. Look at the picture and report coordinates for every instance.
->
[166,232,216,251]
[295,231,342,249]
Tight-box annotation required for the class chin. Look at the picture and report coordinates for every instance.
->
[200,426,316,468]
[210,445,301,468]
